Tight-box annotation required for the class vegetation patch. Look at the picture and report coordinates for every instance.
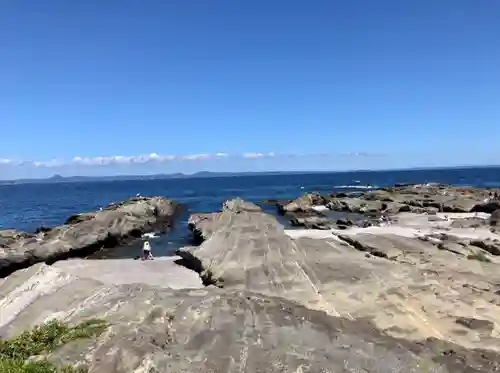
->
[467,251,492,263]
[0,319,107,373]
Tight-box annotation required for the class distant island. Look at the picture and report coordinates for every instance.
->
[1,165,499,185]
[0,171,334,185]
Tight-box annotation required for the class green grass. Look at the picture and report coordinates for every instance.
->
[0,319,107,373]
[467,251,492,263]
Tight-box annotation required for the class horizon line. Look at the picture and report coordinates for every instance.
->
[1,164,499,184]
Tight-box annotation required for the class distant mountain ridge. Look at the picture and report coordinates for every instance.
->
[1,165,499,185]
[0,171,325,184]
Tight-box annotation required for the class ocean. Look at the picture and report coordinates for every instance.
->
[1,166,500,258]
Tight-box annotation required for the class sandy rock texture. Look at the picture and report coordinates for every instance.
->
[182,199,500,354]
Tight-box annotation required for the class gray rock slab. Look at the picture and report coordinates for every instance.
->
[184,199,500,352]
[2,264,500,373]
[51,256,203,289]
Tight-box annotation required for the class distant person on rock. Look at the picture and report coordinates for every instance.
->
[142,241,154,260]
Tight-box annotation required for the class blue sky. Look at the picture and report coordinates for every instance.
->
[1,1,499,179]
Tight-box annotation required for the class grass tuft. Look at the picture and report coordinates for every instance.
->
[467,251,492,263]
[0,319,107,373]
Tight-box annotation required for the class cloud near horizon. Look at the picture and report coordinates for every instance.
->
[0,152,382,168]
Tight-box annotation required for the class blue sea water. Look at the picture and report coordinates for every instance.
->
[1,167,500,258]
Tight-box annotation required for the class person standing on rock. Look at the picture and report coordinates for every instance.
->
[142,241,154,260]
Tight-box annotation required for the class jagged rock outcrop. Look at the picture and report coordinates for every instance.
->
[277,193,329,213]
[277,185,500,219]
[0,196,180,277]
[188,213,220,243]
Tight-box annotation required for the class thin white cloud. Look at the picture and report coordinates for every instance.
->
[181,154,211,161]
[340,152,386,157]
[0,152,239,168]
[0,151,366,168]
[242,152,276,159]
[70,154,178,166]
[243,153,264,159]
[33,159,65,167]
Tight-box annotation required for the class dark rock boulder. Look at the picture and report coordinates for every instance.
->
[34,226,52,234]
[490,209,500,227]
[289,212,334,230]
[471,201,500,214]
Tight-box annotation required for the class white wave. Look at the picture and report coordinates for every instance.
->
[142,232,160,239]
[334,185,377,189]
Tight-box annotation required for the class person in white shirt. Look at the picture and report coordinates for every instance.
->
[142,241,154,260]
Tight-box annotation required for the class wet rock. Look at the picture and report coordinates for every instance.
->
[0,197,180,277]
[65,213,94,225]
[336,218,354,226]
[34,226,52,234]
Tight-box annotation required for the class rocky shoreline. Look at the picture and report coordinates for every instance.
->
[0,196,180,277]
[268,183,500,229]
[2,184,500,372]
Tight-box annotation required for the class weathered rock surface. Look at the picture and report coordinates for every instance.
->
[279,185,500,221]
[289,212,335,229]
[2,263,500,372]
[183,200,500,353]
[0,229,35,247]
[0,196,179,277]
[188,212,220,243]
[51,257,203,289]
[277,193,329,213]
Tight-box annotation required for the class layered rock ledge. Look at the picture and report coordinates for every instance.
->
[182,198,500,354]
[0,196,179,277]
[1,261,500,372]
